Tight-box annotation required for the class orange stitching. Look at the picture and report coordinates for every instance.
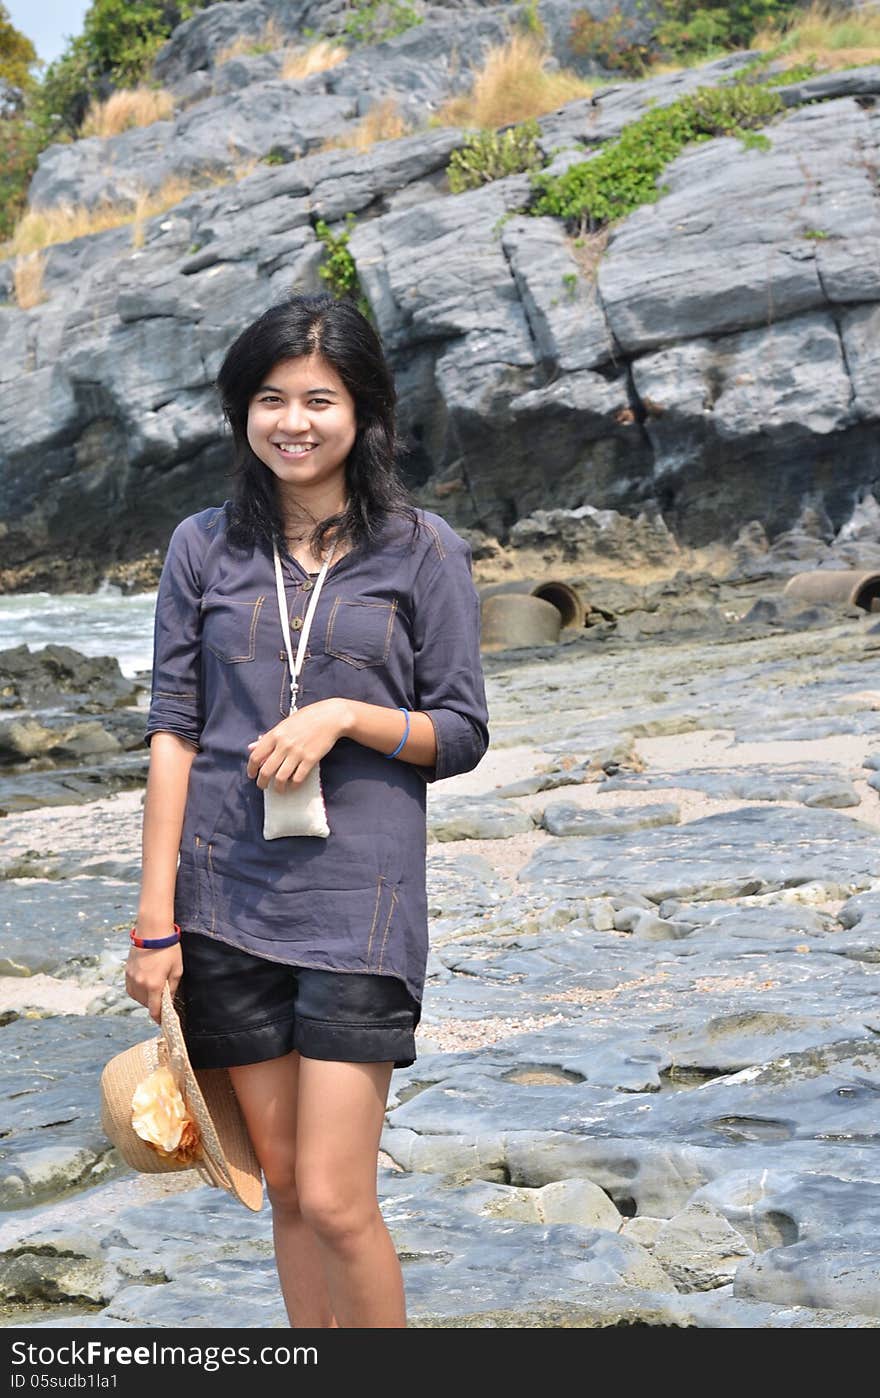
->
[324,595,342,654]
[421,518,446,561]
[206,842,217,935]
[325,599,397,667]
[381,597,398,661]
[204,594,264,663]
[365,876,384,963]
[377,889,398,972]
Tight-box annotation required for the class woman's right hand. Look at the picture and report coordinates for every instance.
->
[125,938,183,1025]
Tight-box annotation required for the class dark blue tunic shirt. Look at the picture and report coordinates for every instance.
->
[143,500,490,1006]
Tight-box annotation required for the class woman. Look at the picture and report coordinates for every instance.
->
[125,293,490,1328]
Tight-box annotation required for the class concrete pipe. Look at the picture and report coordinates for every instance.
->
[480,593,563,651]
[478,579,588,628]
[782,570,880,612]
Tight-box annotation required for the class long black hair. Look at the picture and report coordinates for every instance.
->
[216,293,420,560]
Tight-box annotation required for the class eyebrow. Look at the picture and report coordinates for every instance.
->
[257,384,340,395]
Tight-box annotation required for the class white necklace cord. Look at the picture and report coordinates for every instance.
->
[272,538,337,713]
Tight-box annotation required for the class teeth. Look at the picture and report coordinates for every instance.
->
[277,444,315,455]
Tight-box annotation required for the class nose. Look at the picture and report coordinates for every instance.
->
[277,399,311,435]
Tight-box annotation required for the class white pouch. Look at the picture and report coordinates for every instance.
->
[262,537,337,840]
[263,763,330,839]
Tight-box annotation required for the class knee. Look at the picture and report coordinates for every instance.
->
[260,1152,301,1215]
[296,1180,379,1246]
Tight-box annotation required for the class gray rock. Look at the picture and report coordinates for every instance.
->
[7,52,880,575]
[0,877,138,976]
[601,763,860,808]
[0,1015,150,1209]
[0,754,150,817]
[735,1240,880,1318]
[0,646,137,711]
[518,805,880,902]
[652,1200,752,1291]
[493,759,592,797]
[499,215,614,371]
[428,793,536,840]
[540,800,680,835]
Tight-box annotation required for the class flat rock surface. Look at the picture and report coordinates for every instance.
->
[4,597,880,1326]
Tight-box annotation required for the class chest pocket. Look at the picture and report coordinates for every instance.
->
[201,592,265,663]
[324,597,397,669]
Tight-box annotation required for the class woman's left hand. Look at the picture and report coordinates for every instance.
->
[246,698,351,789]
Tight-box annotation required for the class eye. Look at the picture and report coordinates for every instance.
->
[309,397,332,407]
[256,394,281,405]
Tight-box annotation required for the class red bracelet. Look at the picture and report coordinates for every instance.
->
[130,923,182,949]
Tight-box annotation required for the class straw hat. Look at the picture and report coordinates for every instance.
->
[100,982,263,1212]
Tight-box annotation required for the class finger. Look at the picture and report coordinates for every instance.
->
[256,750,293,789]
[271,753,304,788]
[245,734,266,774]
[248,748,275,781]
[289,757,313,784]
[147,988,163,1024]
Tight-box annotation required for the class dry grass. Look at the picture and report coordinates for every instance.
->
[282,38,348,80]
[12,251,47,308]
[319,97,412,152]
[567,227,609,283]
[431,31,592,129]
[568,1,880,83]
[78,86,175,139]
[753,0,880,69]
[3,160,258,261]
[215,16,286,66]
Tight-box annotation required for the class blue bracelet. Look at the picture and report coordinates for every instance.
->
[384,707,410,759]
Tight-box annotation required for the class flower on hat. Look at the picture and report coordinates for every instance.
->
[131,1066,202,1165]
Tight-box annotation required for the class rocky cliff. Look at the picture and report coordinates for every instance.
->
[2,0,880,591]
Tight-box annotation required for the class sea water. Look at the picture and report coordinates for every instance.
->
[0,581,157,679]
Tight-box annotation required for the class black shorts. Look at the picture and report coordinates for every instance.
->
[178,931,421,1071]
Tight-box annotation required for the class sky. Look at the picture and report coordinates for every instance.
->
[6,0,91,66]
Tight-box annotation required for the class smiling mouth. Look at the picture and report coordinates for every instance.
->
[274,443,318,456]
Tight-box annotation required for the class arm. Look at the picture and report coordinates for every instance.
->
[245,698,437,786]
[129,515,206,1021]
[337,702,436,765]
[126,733,195,1023]
[405,537,490,782]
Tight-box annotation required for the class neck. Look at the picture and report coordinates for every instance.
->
[276,480,348,536]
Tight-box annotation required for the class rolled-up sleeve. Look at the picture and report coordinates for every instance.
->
[143,516,205,750]
[411,540,490,783]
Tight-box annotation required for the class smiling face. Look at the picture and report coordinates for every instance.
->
[246,353,358,517]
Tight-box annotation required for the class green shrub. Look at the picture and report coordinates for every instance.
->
[37,0,211,136]
[447,118,544,193]
[0,3,43,239]
[0,3,38,88]
[341,0,422,47]
[0,112,51,240]
[655,5,732,58]
[569,7,652,76]
[763,57,819,86]
[657,1,800,53]
[314,213,372,319]
[570,2,802,72]
[517,0,545,40]
[530,81,783,231]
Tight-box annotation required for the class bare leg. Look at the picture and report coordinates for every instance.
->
[294,1057,406,1328]
[227,1050,339,1327]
